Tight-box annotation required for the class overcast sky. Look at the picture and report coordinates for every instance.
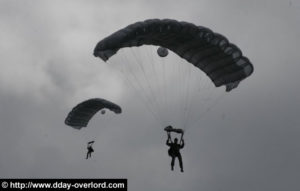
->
[1,0,300,191]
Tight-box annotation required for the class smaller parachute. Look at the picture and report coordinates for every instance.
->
[157,47,168,57]
[65,98,122,129]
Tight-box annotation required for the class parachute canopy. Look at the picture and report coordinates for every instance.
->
[94,19,253,92]
[65,98,122,129]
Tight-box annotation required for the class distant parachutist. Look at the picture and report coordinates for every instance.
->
[86,141,95,159]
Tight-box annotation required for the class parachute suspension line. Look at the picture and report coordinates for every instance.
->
[83,111,118,143]
[166,53,179,125]
[183,70,209,131]
[166,51,177,124]
[139,47,164,115]
[123,49,159,117]
[165,52,177,126]
[186,63,195,129]
[119,64,164,127]
[182,61,192,128]
[146,46,163,108]
[150,46,173,126]
[120,48,167,126]
[185,87,226,133]
[140,46,175,127]
[175,60,184,128]
[107,46,226,134]
[184,69,208,131]
[182,63,193,131]
[178,60,191,129]
[159,52,169,125]
[147,46,173,127]
[107,55,165,127]
[144,46,169,126]
[191,92,226,131]
[176,61,185,129]
[185,73,212,131]
[128,47,167,126]
[182,71,206,132]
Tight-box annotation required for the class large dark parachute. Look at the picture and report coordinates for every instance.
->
[94,19,253,91]
[65,98,122,129]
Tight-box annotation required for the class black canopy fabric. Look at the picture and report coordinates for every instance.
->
[94,19,253,92]
[65,98,122,129]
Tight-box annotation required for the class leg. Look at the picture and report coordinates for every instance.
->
[178,153,183,172]
[171,157,175,171]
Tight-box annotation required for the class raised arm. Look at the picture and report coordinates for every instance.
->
[180,139,184,148]
[166,133,172,146]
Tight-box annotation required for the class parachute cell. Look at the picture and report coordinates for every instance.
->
[93,19,253,91]
[65,98,122,129]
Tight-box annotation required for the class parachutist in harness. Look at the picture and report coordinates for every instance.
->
[86,141,95,159]
[165,126,184,172]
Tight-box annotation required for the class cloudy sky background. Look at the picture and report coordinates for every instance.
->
[1,0,300,190]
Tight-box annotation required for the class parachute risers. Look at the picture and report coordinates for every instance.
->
[165,126,184,150]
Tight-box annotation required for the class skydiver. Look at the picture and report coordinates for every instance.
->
[166,131,184,172]
[86,141,94,159]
